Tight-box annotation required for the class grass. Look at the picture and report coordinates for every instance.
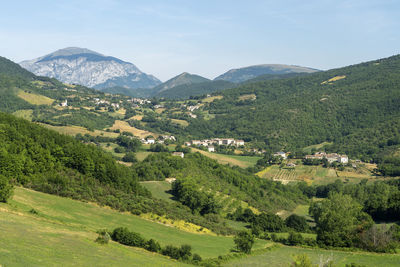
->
[1,187,269,261]
[302,142,333,154]
[224,245,400,267]
[136,151,154,161]
[0,188,192,267]
[257,163,375,185]
[109,120,156,138]
[171,119,189,127]
[238,94,256,101]
[190,148,261,168]
[13,109,33,121]
[39,124,118,138]
[17,90,55,105]
[202,95,223,103]
[140,181,175,203]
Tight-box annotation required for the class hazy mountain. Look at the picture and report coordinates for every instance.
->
[19,47,161,89]
[156,80,234,99]
[153,72,210,93]
[214,64,319,83]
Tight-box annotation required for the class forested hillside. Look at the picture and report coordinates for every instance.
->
[181,55,400,161]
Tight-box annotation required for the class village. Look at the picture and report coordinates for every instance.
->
[184,138,245,152]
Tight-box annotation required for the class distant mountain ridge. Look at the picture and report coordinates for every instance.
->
[214,64,319,83]
[19,47,161,89]
[153,72,210,93]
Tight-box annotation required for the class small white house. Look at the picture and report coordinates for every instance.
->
[338,155,349,164]
[147,138,155,144]
[236,140,245,146]
[274,152,287,159]
[208,146,215,152]
[60,100,68,107]
[172,152,184,158]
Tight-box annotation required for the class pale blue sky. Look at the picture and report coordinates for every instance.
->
[1,0,399,81]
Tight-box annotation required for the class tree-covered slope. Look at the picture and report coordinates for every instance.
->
[156,80,234,99]
[183,55,400,161]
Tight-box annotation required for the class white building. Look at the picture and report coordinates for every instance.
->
[147,138,155,144]
[236,140,245,146]
[274,152,287,159]
[208,146,215,152]
[60,100,68,107]
[172,152,184,158]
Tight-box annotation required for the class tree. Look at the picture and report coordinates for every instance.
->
[251,213,285,232]
[309,193,373,247]
[95,229,111,244]
[234,231,255,254]
[285,214,309,232]
[291,254,313,267]
[122,152,137,163]
[0,175,13,203]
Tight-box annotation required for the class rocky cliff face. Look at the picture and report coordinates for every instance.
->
[20,47,161,89]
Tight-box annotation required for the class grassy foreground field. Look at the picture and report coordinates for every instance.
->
[0,187,268,266]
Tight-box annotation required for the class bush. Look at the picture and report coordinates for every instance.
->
[95,229,111,244]
[234,231,255,254]
[146,239,161,252]
[287,231,304,246]
[0,175,13,203]
[285,214,309,232]
[111,227,145,247]
[122,152,137,163]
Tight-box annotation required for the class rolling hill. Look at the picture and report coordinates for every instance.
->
[152,55,400,161]
[214,64,319,83]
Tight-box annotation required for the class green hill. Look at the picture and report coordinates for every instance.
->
[179,55,400,161]
[156,80,234,99]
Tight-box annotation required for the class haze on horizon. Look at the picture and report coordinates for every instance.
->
[1,0,399,81]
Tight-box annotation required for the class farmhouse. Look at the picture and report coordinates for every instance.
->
[146,138,155,144]
[208,146,215,152]
[60,100,68,107]
[236,140,245,146]
[305,152,349,163]
[172,152,184,158]
[274,151,287,159]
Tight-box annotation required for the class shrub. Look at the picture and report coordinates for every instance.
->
[111,227,145,248]
[0,175,13,203]
[234,231,255,254]
[95,229,111,244]
[146,239,161,252]
[285,214,310,232]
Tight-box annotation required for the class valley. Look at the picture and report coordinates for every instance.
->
[0,52,400,266]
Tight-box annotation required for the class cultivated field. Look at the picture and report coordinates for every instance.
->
[190,148,261,168]
[257,163,377,185]
[109,120,156,138]
[17,90,55,105]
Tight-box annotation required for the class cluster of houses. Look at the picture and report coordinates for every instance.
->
[273,151,349,164]
[127,98,151,105]
[184,138,245,152]
[305,152,349,164]
[186,104,201,112]
[141,135,176,145]
[93,98,121,109]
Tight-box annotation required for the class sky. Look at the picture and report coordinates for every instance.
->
[1,0,399,81]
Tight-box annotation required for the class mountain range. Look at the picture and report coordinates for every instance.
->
[19,47,161,90]
[19,47,319,99]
